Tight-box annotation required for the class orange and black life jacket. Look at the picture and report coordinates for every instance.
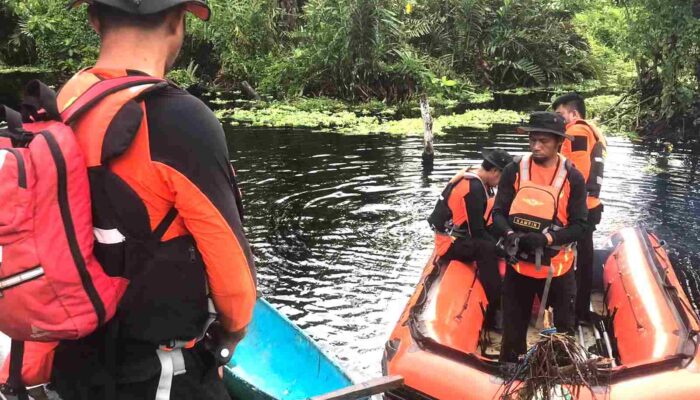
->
[56,68,257,345]
[563,119,606,207]
[428,171,493,257]
[509,154,576,278]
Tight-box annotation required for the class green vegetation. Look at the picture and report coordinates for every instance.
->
[0,0,698,137]
[217,100,524,135]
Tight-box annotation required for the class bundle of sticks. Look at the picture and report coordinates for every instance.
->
[500,333,612,400]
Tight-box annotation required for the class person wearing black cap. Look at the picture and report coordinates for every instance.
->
[44,1,257,400]
[428,148,514,329]
[491,112,588,363]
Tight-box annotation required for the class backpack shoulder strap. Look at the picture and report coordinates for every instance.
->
[61,76,168,125]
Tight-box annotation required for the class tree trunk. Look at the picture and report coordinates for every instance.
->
[279,0,298,30]
[241,81,261,101]
[420,94,434,170]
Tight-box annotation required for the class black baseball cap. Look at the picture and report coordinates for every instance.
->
[482,148,513,170]
[516,111,572,141]
[68,0,211,21]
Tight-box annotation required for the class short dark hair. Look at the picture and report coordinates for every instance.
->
[90,4,182,33]
[482,159,498,171]
[553,92,586,119]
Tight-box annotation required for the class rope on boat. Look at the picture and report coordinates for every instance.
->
[500,333,612,400]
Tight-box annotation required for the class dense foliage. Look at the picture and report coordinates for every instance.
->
[0,0,698,134]
[622,0,700,125]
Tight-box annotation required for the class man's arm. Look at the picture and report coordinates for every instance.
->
[147,89,257,334]
[465,179,494,242]
[492,162,518,238]
[550,167,588,246]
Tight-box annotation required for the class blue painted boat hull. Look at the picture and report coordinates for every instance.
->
[224,298,353,400]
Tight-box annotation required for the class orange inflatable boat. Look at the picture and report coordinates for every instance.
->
[382,227,700,399]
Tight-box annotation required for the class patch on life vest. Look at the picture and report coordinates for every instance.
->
[30,325,52,340]
[522,197,545,207]
[513,217,541,230]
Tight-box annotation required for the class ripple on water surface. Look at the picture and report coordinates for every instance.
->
[2,128,696,384]
[228,127,700,380]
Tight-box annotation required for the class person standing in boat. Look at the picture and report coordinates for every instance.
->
[428,149,514,329]
[553,93,607,325]
[45,1,258,399]
[492,112,588,363]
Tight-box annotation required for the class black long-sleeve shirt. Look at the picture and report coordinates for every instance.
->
[492,159,588,246]
[465,178,495,242]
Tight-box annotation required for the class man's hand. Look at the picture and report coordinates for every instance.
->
[502,232,522,264]
[519,232,548,252]
[206,322,247,367]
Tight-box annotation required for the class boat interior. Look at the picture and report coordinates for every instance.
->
[408,228,700,376]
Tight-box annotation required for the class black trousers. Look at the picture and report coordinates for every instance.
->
[444,238,502,313]
[52,338,230,400]
[499,265,576,363]
[575,204,603,321]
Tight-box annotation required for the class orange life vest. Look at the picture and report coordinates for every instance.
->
[510,154,576,278]
[563,119,606,209]
[430,172,493,257]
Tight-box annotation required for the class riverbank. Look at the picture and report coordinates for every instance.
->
[210,92,635,138]
[0,67,636,138]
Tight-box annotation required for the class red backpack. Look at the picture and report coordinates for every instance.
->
[0,77,164,398]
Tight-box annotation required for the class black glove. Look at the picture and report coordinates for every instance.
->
[495,243,508,259]
[519,232,548,252]
[204,322,245,366]
[503,232,521,256]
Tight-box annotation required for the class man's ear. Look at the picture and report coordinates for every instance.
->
[87,6,102,36]
[166,6,188,35]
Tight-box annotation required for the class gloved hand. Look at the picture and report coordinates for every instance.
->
[519,232,548,252]
[503,232,521,256]
[205,322,246,367]
[502,232,523,265]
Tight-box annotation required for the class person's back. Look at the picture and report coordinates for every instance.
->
[51,2,257,399]
[553,93,606,324]
[428,149,513,328]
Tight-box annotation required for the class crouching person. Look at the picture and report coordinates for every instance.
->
[428,149,513,329]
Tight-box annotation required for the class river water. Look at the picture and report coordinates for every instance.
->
[0,123,698,388]
[228,125,700,381]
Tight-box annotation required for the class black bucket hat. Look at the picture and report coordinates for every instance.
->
[516,111,573,141]
[482,148,513,170]
[68,0,211,21]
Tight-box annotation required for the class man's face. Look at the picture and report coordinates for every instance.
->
[487,169,502,188]
[529,132,561,163]
[555,105,578,125]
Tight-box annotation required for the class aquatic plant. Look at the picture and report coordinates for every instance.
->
[217,104,524,136]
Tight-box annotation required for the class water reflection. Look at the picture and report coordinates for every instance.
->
[229,126,700,380]
[0,127,696,384]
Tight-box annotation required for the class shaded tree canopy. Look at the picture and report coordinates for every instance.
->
[0,0,698,133]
